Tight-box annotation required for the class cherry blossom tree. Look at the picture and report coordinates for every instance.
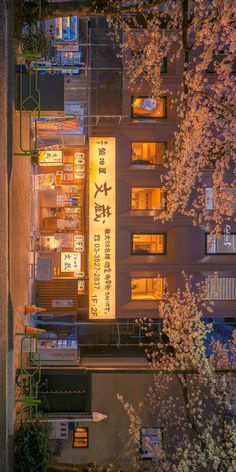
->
[117,0,236,235]
[118,275,236,471]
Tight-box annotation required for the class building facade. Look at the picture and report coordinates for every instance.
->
[28,16,236,324]
[15,12,236,469]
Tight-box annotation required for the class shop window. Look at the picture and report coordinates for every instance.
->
[131,187,162,211]
[140,427,162,459]
[205,277,236,300]
[206,233,236,254]
[131,97,166,119]
[73,427,88,448]
[132,234,166,255]
[131,142,166,166]
[131,277,164,300]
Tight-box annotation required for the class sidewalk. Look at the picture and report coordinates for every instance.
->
[11,112,34,349]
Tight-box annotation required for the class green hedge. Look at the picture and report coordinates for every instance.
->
[14,418,52,472]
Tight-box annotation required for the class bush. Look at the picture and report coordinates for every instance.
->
[21,30,52,57]
[14,418,52,472]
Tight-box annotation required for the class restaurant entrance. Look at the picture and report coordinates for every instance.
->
[33,147,88,315]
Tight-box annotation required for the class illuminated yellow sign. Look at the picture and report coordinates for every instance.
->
[38,150,63,166]
[89,138,116,319]
[61,252,81,272]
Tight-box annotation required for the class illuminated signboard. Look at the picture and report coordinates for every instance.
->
[38,150,63,166]
[61,252,81,272]
[89,138,116,319]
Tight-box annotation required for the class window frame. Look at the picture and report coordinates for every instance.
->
[130,186,163,211]
[206,52,236,74]
[205,187,236,212]
[130,276,164,301]
[131,233,167,255]
[205,277,236,301]
[130,141,167,167]
[160,56,167,73]
[205,233,236,255]
[140,427,163,460]
[131,96,167,119]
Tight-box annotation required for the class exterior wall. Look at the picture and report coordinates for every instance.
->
[90,58,236,319]
[53,372,155,468]
[32,17,236,323]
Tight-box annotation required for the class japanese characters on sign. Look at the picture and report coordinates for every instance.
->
[74,234,85,252]
[61,252,81,272]
[89,138,116,319]
[38,150,63,166]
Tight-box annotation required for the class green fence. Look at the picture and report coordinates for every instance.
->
[15,333,42,419]
[16,0,42,158]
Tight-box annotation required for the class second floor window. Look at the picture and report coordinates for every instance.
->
[205,188,236,211]
[131,277,164,300]
[131,187,162,210]
[205,277,236,300]
[132,234,166,254]
[131,142,166,166]
[206,233,236,254]
[131,97,166,119]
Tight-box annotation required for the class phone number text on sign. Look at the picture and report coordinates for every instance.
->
[89,138,116,319]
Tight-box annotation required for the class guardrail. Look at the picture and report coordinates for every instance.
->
[20,0,41,21]
[16,0,42,158]
[15,56,41,158]
[15,332,42,419]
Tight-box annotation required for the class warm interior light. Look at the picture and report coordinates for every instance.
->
[131,277,163,300]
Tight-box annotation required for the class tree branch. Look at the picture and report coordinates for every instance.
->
[176,373,207,449]
[192,89,235,115]
[40,0,164,20]
[181,0,190,96]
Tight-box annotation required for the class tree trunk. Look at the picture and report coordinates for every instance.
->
[40,0,163,20]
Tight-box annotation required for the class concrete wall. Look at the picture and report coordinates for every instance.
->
[54,373,155,468]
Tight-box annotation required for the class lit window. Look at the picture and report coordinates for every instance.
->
[206,233,236,254]
[131,97,166,118]
[131,277,164,300]
[205,277,236,300]
[140,427,162,459]
[131,187,162,210]
[131,142,166,165]
[73,427,88,448]
[132,234,166,255]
